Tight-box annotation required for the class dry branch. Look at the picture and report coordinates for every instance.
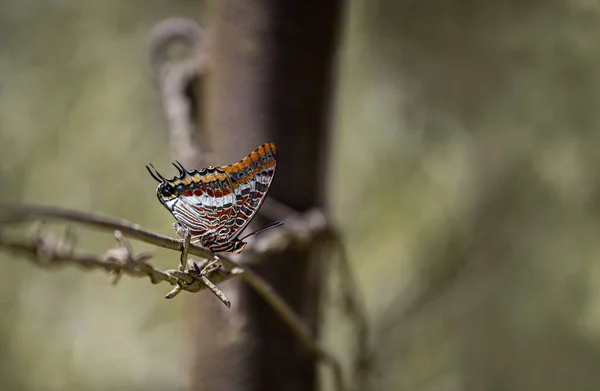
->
[0,221,241,297]
[0,202,344,389]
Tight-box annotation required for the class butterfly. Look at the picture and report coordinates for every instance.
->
[147,143,281,254]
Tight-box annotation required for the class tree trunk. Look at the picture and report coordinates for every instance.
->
[190,1,342,390]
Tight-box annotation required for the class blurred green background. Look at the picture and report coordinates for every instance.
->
[2,1,600,390]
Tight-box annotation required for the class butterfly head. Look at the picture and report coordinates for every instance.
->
[157,182,178,201]
[146,163,184,211]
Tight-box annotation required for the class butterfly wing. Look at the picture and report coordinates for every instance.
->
[169,167,238,242]
[220,142,278,241]
[150,142,277,253]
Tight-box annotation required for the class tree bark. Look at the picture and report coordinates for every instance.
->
[190,1,342,391]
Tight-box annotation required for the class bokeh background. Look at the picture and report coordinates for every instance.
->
[2,1,600,390]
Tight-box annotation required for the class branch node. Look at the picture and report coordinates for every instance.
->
[57,226,77,258]
[165,285,183,299]
[109,230,136,285]
[114,230,134,258]
[190,261,231,308]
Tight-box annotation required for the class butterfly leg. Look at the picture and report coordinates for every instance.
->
[200,252,222,276]
[173,222,189,238]
[177,224,192,272]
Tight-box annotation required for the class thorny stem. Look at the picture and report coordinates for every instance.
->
[0,204,215,258]
[0,224,239,295]
[0,203,343,390]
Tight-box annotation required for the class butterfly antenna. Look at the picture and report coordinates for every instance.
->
[240,221,284,241]
[146,165,163,183]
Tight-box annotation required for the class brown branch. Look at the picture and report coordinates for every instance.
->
[0,203,329,264]
[0,224,241,298]
[0,202,343,389]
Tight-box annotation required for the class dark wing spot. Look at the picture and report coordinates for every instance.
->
[235,218,246,226]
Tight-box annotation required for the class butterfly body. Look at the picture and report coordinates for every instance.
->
[147,143,278,254]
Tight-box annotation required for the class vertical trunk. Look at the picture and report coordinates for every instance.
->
[190,1,342,391]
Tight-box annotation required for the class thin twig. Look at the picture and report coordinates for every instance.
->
[0,225,239,294]
[231,262,345,390]
[330,233,373,389]
[0,203,328,264]
[0,202,340,388]
[190,262,231,308]
[178,225,191,271]
[0,203,214,258]
[147,17,207,168]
